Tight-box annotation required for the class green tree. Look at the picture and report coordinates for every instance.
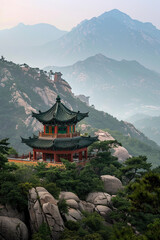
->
[75,163,104,199]
[0,138,10,154]
[89,140,121,154]
[109,224,147,240]
[0,138,10,169]
[82,212,104,232]
[60,212,110,240]
[44,182,60,199]
[89,141,122,177]
[120,156,151,184]
[83,233,103,240]
[145,218,160,240]
[0,181,28,210]
[58,199,68,215]
[7,147,18,156]
[111,171,160,233]
[32,223,51,240]
[128,172,160,214]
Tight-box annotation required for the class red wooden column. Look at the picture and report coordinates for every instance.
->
[55,125,58,136]
[79,151,82,161]
[54,153,58,162]
[70,153,73,162]
[84,150,88,160]
[33,150,37,160]
[44,125,46,133]
[42,153,46,161]
[29,152,31,160]
[67,125,70,133]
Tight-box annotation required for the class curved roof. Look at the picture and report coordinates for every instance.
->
[21,136,98,151]
[32,95,88,124]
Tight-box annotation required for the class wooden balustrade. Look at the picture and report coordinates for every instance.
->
[39,131,80,139]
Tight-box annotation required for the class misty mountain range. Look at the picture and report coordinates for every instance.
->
[45,53,160,119]
[1,9,160,72]
[0,23,67,47]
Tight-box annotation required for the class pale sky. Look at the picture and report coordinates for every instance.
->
[1,0,160,31]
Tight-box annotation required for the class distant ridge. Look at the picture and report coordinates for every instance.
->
[45,53,160,118]
[0,23,67,47]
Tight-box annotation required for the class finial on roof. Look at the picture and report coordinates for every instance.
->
[56,95,61,102]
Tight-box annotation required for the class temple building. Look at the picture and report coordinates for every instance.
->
[22,95,98,163]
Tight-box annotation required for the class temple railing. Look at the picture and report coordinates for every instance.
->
[39,131,80,139]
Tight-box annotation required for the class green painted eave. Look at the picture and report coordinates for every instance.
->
[21,136,98,151]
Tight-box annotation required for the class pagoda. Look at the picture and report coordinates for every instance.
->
[22,95,98,163]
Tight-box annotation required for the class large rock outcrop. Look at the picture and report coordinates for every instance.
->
[112,146,131,163]
[95,129,131,162]
[101,175,123,195]
[59,191,113,223]
[95,205,112,222]
[28,187,64,240]
[81,201,95,213]
[86,192,112,221]
[86,192,112,206]
[0,216,28,240]
[0,204,25,222]
[59,192,84,221]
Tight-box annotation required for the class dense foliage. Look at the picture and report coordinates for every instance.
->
[0,139,160,239]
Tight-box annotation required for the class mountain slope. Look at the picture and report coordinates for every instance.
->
[79,125,160,168]
[130,115,160,146]
[45,53,160,119]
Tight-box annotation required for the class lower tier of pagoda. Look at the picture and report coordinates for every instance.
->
[22,135,98,163]
[32,147,88,162]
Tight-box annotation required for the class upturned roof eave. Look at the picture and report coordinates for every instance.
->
[32,112,88,124]
[21,135,98,150]
[31,95,89,124]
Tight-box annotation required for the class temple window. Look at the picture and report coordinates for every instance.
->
[58,126,67,134]
[46,126,49,133]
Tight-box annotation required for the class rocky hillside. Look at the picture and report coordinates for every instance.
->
[0,58,160,164]
[79,124,160,167]
[45,54,160,119]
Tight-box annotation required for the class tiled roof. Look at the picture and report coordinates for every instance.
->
[32,95,88,124]
[21,136,98,150]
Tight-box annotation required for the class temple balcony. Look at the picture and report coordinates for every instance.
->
[39,131,80,139]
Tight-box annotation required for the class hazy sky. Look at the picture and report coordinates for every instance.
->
[1,0,160,31]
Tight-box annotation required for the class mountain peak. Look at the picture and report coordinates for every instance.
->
[98,9,131,21]
[17,22,25,26]
[108,9,124,14]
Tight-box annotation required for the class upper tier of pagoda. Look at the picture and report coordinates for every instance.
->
[32,95,88,125]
